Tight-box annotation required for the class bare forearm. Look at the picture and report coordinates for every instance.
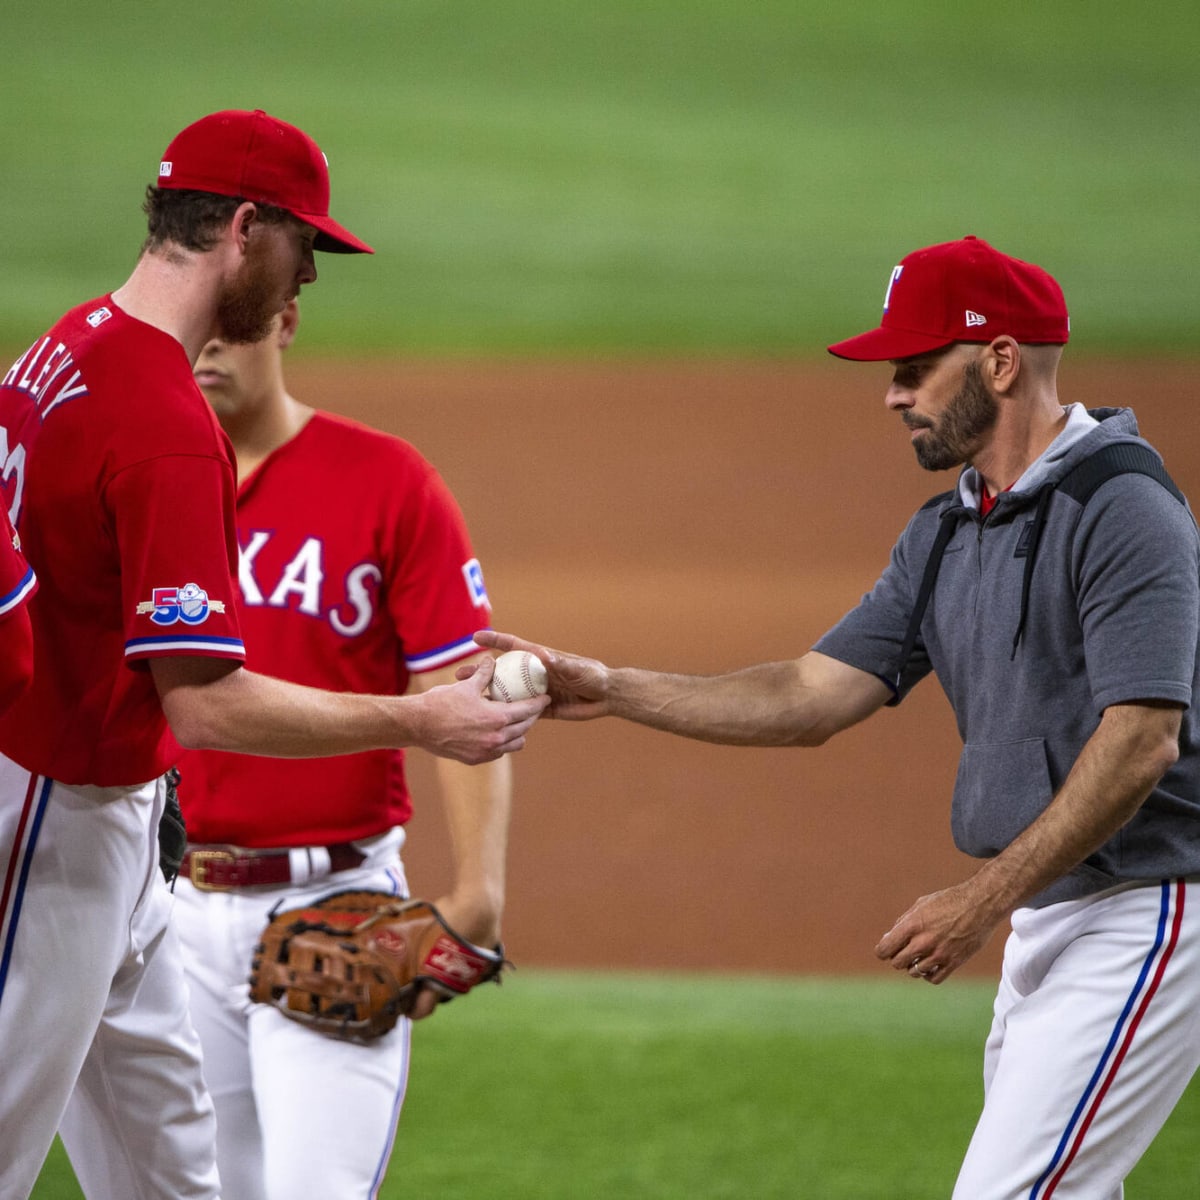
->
[411,655,514,942]
[164,667,413,757]
[605,656,888,747]
[434,756,512,942]
[604,663,803,744]
[152,656,546,765]
[876,702,1183,984]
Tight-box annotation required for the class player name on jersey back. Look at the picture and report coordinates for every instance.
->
[2,334,92,418]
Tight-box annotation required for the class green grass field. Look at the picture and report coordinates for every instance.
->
[31,971,1200,1198]
[1,1,1197,354]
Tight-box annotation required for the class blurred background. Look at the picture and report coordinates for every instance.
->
[3,0,1197,356]
[4,0,1199,976]
[8,4,1200,1193]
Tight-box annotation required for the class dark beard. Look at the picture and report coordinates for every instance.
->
[215,249,281,345]
[911,360,997,472]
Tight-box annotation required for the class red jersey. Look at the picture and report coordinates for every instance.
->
[176,411,492,846]
[0,509,35,621]
[0,298,245,785]
[0,509,36,708]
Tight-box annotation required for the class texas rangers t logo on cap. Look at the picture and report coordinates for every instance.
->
[883,265,904,312]
[827,236,1070,362]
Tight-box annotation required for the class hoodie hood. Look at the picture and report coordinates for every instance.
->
[957,406,1140,512]
[912,407,1177,667]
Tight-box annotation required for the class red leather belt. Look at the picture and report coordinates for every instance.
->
[180,844,366,891]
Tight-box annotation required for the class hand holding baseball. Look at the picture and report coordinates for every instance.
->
[473,631,612,721]
[413,658,548,763]
[487,650,550,702]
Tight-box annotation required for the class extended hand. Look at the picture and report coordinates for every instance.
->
[473,630,612,721]
[414,655,548,763]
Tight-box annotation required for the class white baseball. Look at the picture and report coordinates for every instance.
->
[487,650,549,702]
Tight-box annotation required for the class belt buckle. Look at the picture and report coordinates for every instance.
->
[188,848,238,892]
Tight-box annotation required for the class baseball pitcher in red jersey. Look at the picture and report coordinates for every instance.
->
[0,110,545,1199]
[168,298,510,1198]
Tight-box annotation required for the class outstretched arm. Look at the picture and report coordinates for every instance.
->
[474,631,891,747]
[875,700,1184,985]
[151,653,548,766]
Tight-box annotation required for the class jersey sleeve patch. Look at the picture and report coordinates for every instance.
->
[462,558,490,609]
[129,581,244,660]
[136,582,226,626]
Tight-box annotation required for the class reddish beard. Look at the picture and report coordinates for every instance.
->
[215,240,285,345]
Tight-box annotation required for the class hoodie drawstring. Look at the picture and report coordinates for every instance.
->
[1011,485,1055,658]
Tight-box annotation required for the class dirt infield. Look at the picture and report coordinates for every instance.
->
[286,355,1198,978]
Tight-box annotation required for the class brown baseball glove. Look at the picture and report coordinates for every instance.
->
[249,890,508,1040]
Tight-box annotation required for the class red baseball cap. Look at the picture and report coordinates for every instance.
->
[827,236,1068,361]
[156,109,373,254]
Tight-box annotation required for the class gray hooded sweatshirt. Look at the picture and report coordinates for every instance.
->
[814,407,1200,908]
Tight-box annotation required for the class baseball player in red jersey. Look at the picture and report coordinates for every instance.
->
[0,508,36,710]
[168,298,509,1198]
[0,109,544,1199]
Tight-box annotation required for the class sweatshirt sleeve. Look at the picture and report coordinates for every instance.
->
[813,505,939,705]
[1073,473,1199,711]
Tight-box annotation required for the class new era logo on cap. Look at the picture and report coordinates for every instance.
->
[827,236,1069,361]
[155,109,372,255]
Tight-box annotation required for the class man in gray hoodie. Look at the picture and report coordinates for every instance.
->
[477,236,1200,1197]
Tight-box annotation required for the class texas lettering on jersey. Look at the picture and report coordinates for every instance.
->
[238,529,486,641]
[174,410,488,843]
